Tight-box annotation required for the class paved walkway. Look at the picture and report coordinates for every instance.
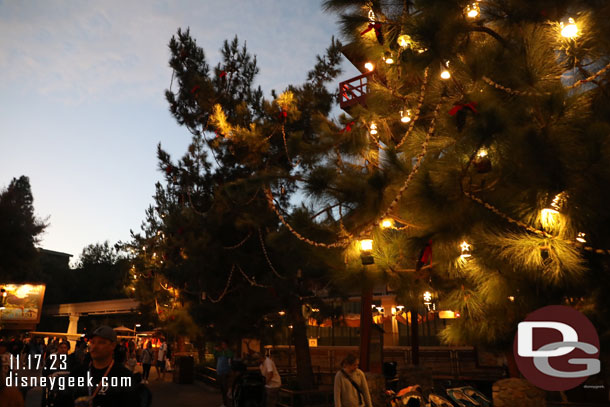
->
[25,364,222,407]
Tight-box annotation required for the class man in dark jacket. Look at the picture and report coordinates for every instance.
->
[68,326,137,407]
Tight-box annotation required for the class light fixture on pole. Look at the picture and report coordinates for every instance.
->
[358,237,374,372]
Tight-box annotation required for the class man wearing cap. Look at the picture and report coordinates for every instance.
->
[67,326,137,407]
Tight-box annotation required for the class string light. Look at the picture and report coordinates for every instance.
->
[465,2,480,19]
[369,122,378,135]
[423,291,432,302]
[508,296,515,302]
[460,241,472,259]
[383,52,394,64]
[561,17,578,38]
[440,62,451,79]
[380,218,394,229]
[541,192,566,229]
[576,232,587,243]
[397,34,412,48]
[364,62,374,72]
[477,148,488,158]
[400,109,412,123]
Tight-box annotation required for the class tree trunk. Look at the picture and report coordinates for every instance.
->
[289,298,315,390]
[410,308,419,365]
[360,284,373,372]
[504,347,520,378]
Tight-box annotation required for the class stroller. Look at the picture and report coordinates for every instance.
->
[446,386,490,407]
[232,369,266,407]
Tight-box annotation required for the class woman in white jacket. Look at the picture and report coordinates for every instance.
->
[334,353,372,407]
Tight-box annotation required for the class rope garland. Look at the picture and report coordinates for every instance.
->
[264,187,348,248]
[377,101,442,224]
[396,67,430,149]
[281,124,292,163]
[566,61,610,89]
[464,190,610,255]
[482,61,610,96]
[208,265,234,303]
[237,265,270,287]
[223,231,252,250]
[463,190,553,238]
[258,228,286,279]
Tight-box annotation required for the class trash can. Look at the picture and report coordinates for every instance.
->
[383,361,398,391]
[173,356,194,384]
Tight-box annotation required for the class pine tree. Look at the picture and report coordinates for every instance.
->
[128,29,346,389]
[312,0,610,375]
[0,176,47,282]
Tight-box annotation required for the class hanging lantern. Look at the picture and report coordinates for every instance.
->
[474,148,492,173]
[400,109,412,123]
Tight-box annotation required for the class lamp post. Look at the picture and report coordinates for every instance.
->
[358,238,374,372]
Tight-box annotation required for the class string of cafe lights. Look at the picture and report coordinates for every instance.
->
[395,67,429,149]
[258,228,286,279]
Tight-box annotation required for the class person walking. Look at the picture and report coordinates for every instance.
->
[155,338,167,381]
[255,352,281,407]
[141,342,153,384]
[333,353,372,407]
[214,341,233,407]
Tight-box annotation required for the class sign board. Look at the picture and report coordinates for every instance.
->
[0,284,46,326]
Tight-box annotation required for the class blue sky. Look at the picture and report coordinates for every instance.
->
[0,0,359,262]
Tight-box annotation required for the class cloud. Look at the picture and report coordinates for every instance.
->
[0,0,347,105]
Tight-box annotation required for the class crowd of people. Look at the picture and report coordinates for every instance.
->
[0,326,170,407]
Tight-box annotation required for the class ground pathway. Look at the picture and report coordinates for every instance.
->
[25,363,222,407]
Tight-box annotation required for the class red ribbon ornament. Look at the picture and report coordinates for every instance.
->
[449,102,478,116]
[220,71,227,79]
[360,22,382,38]
[340,121,355,133]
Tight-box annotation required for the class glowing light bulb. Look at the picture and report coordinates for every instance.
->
[397,34,412,48]
[441,70,451,80]
[561,18,578,38]
[370,123,378,135]
[576,232,587,243]
[380,218,393,229]
[359,239,373,253]
[365,62,374,72]
[477,148,488,158]
[423,291,432,302]
[400,109,412,123]
[460,241,472,259]
[465,3,480,19]
[508,296,515,302]
[384,56,394,64]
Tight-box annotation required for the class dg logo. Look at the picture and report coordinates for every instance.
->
[514,305,601,391]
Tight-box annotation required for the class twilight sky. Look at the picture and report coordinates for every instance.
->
[0,0,359,262]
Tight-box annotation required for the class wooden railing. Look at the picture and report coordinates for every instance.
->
[339,72,372,110]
